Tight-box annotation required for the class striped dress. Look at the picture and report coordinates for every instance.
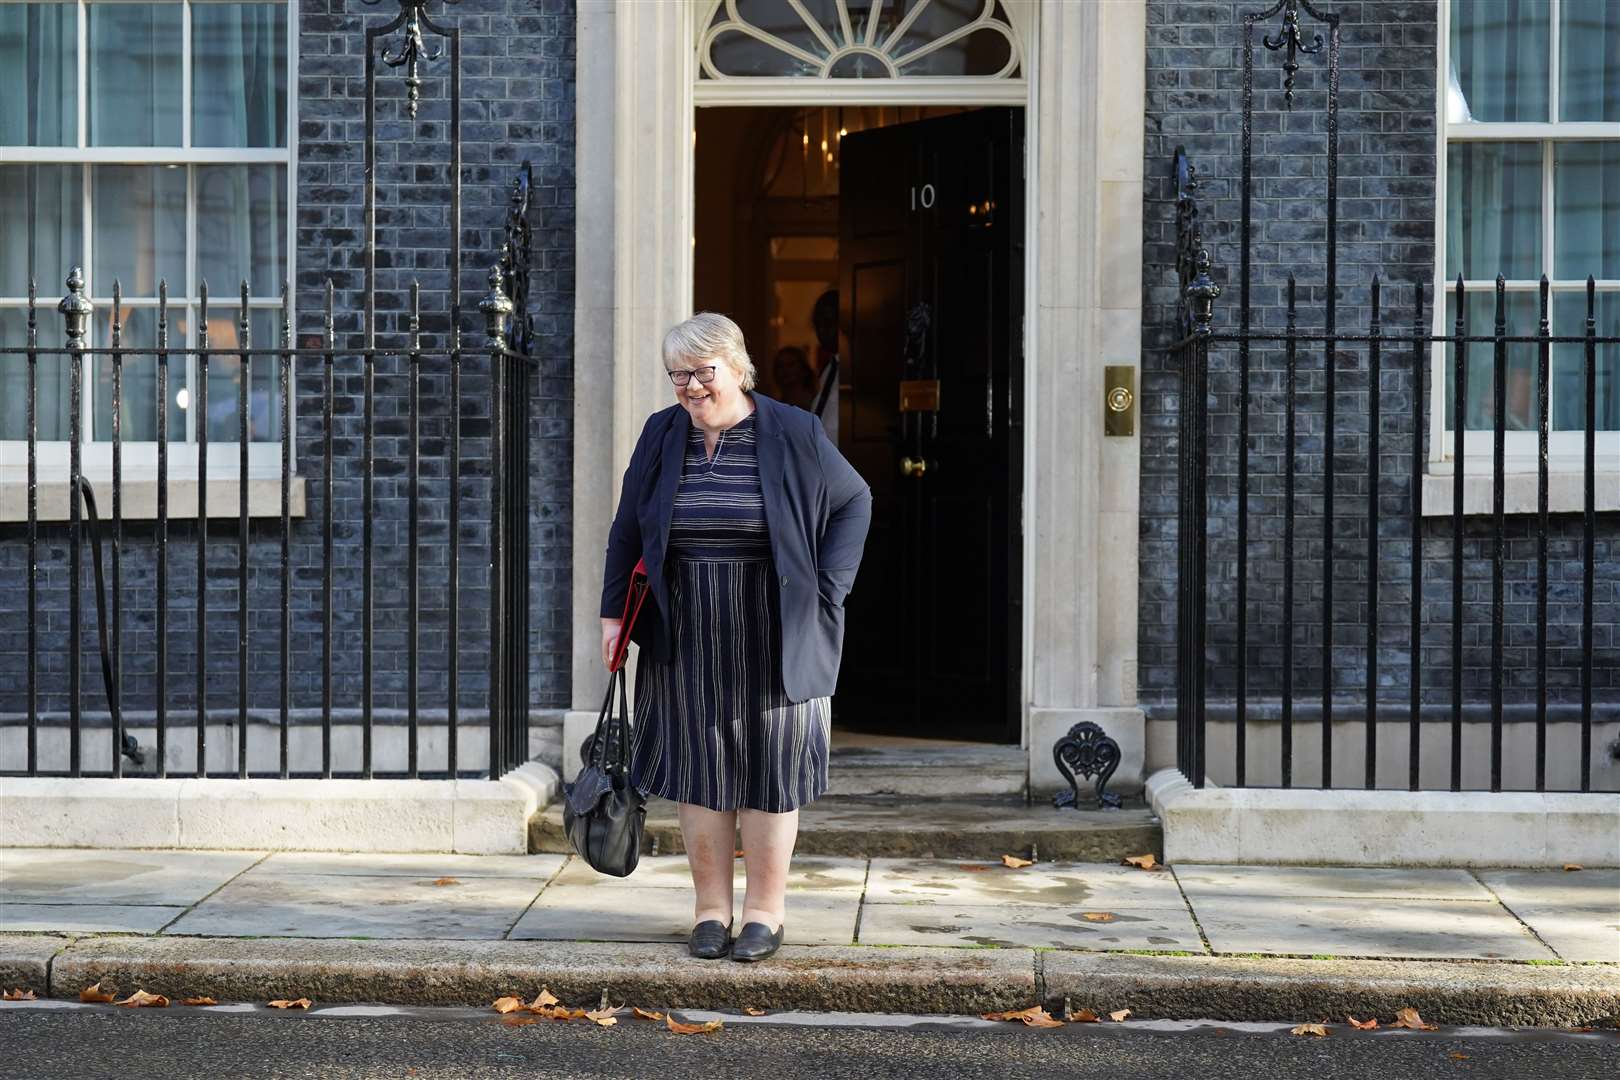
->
[629,410,831,813]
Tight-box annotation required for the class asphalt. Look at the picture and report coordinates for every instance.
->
[2,1000,1617,1080]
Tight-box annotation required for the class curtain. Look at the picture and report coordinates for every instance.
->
[1449,0,1550,122]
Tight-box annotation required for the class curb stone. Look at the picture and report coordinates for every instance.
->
[0,936,72,997]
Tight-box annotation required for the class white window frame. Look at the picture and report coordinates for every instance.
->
[0,0,299,520]
[1428,0,1620,513]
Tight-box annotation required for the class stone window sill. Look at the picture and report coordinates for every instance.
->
[0,476,307,523]
[1420,470,1619,516]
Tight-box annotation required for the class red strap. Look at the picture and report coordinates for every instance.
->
[609,558,650,672]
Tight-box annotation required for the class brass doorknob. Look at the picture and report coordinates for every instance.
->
[901,456,928,478]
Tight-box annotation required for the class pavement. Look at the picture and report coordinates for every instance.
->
[1,848,1616,1027]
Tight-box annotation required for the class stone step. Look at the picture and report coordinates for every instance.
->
[532,794,1161,862]
[823,742,1029,798]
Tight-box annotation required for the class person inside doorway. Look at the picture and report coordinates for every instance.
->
[810,289,840,444]
[771,345,818,411]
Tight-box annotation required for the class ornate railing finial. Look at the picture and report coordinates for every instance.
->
[1259,0,1327,109]
[1173,148,1222,338]
[362,0,461,118]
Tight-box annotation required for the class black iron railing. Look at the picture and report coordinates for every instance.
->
[1168,0,1617,794]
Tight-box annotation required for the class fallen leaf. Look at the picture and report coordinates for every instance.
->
[667,1014,724,1035]
[743,1006,767,1016]
[2,988,37,1001]
[432,877,461,886]
[501,1014,538,1027]
[1449,1052,1469,1061]
[1082,912,1116,923]
[529,989,560,1009]
[1000,854,1034,868]
[1290,1022,1329,1037]
[492,996,525,1014]
[115,990,170,1008]
[734,849,745,858]
[1109,1009,1131,1022]
[181,997,218,1007]
[633,1007,665,1021]
[586,1005,621,1027]
[983,1005,1066,1026]
[79,982,116,1004]
[957,864,992,873]
[1567,1026,1595,1033]
[1563,864,1584,872]
[1069,1008,1099,1024]
[1392,1007,1436,1031]
[1347,1015,1378,1030]
[268,998,313,1010]
[1123,854,1159,871]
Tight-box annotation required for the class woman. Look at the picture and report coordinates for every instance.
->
[599,312,871,963]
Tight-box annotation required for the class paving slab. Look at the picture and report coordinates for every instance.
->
[253,852,567,880]
[1172,864,1493,901]
[161,873,542,940]
[1191,894,1557,961]
[0,935,72,995]
[549,854,867,892]
[49,936,1039,1014]
[865,858,1184,908]
[0,904,184,935]
[1477,868,1620,963]
[0,849,264,905]
[510,884,858,945]
[857,901,1201,951]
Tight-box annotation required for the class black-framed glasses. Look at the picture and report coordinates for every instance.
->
[667,365,719,387]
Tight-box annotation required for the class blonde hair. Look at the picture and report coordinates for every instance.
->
[662,312,757,392]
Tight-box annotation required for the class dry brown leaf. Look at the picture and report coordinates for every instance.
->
[1109,1009,1131,1022]
[1392,1007,1436,1031]
[115,990,170,1008]
[432,877,461,886]
[491,996,525,1014]
[1290,1022,1329,1037]
[743,1006,767,1016]
[666,1014,724,1035]
[957,864,992,873]
[181,997,218,1007]
[633,1007,665,1021]
[268,998,313,1010]
[1347,1015,1379,1030]
[501,1014,538,1027]
[586,1006,621,1027]
[983,1005,1065,1026]
[1448,1052,1469,1061]
[982,1006,1043,1022]
[1564,864,1584,872]
[2,988,37,1001]
[79,982,116,1004]
[1123,854,1159,871]
[529,988,560,1008]
[734,849,745,858]
[1082,912,1116,923]
[1000,854,1034,868]
[1069,1008,1099,1024]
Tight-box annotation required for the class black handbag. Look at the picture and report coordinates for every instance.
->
[561,561,650,877]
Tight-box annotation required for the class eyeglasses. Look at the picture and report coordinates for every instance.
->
[667,365,719,387]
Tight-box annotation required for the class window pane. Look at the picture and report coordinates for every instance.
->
[195,165,287,297]
[1442,289,1543,431]
[1448,0,1550,122]
[88,2,182,147]
[1551,292,1620,432]
[0,2,77,146]
[91,307,189,442]
[0,164,83,298]
[891,0,1016,77]
[193,2,288,148]
[0,308,71,440]
[1554,143,1620,281]
[91,165,186,299]
[1446,143,1542,280]
[201,309,282,443]
[1560,0,1620,121]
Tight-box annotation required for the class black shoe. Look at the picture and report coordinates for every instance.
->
[730,921,784,962]
[687,919,732,959]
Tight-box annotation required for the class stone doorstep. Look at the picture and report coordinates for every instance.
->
[1146,769,1620,869]
[8,936,1618,1027]
[0,764,559,855]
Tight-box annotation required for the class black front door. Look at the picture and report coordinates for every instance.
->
[835,108,1024,742]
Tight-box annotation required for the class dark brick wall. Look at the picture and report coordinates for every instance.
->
[1139,0,1620,712]
[0,0,575,730]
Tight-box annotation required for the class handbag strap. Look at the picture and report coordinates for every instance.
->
[589,665,632,772]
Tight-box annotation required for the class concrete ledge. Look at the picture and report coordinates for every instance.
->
[1145,767,1620,867]
[1044,952,1620,1028]
[46,937,1036,1014]
[0,764,559,854]
[0,936,73,997]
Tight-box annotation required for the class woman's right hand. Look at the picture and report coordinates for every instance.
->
[601,617,624,670]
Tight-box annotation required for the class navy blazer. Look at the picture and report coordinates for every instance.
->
[600,392,873,702]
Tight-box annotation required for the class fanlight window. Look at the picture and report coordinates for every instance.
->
[699,0,1022,80]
